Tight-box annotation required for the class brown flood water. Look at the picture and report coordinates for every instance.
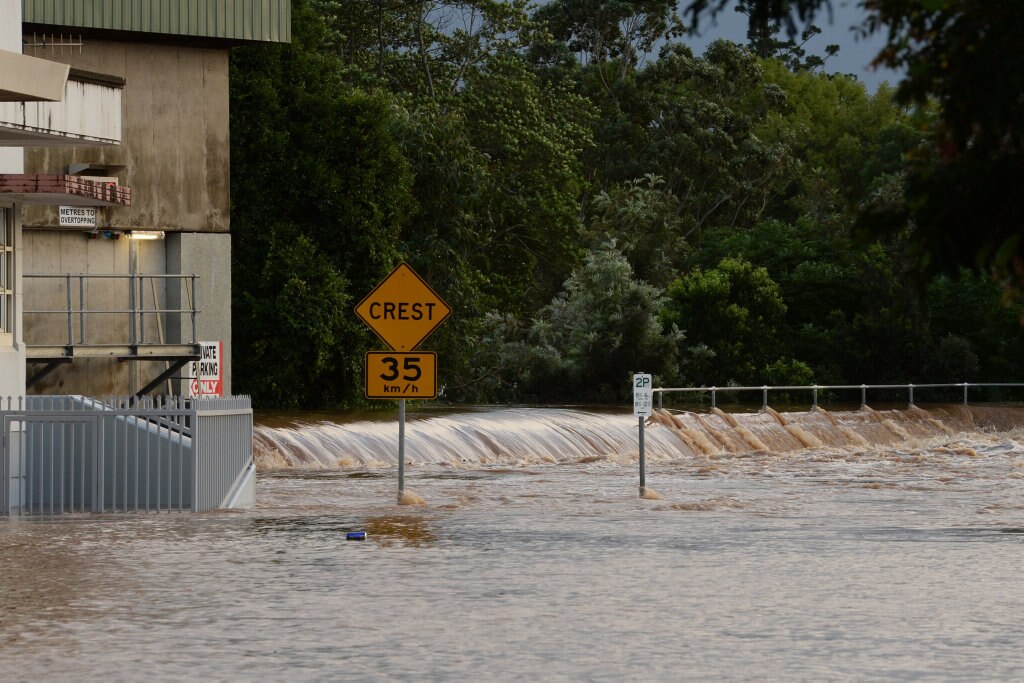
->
[2,404,1024,680]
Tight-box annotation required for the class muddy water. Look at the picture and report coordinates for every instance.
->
[2,406,1024,680]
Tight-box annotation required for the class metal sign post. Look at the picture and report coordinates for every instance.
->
[398,399,406,497]
[638,414,645,493]
[633,373,653,497]
[355,263,450,504]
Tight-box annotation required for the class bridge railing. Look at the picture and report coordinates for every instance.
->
[653,383,1024,411]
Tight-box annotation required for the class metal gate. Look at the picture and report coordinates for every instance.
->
[2,414,100,515]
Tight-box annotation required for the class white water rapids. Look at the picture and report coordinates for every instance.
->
[254,404,1024,470]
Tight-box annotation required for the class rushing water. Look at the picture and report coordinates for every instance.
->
[3,405,1024,679]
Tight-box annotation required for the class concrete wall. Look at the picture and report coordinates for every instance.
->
[22,39,229,232]
[0,1,25,400]
[167,232,232,395]
[23,230,232,396]
[0,1,19,48]
[21,231,168,395]
[0,0,24,174]
[19,36,233,397]
[0,206,25,400]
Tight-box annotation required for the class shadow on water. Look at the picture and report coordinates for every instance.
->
[364,515,436,547]
[262,470,390,480]
[855,526,1024,542]
[250,513,438,547]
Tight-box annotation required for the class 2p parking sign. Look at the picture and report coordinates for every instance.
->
[633,373,653,417]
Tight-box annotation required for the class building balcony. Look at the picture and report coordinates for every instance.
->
[0,66,123,147]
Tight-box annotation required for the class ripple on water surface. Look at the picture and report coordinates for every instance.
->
[2,406,1024,679]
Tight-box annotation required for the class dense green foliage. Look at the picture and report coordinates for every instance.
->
[230,0,1024,408]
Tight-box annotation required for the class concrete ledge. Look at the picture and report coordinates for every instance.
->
[0,174,131,206]
[0,51,69,102]
[0,76,122,146]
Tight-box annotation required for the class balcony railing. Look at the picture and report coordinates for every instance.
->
[24,273,199,356]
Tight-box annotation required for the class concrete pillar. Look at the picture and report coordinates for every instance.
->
[0,205,25,401]
[166,232,232,395]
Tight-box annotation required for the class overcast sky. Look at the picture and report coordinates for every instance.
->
[678,1,903,92]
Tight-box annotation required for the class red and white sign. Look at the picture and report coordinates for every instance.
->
[187,341,223,397]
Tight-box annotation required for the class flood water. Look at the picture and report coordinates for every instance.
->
[3,405,1024,679]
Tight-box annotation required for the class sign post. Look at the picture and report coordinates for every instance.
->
[356,263,450,503]
[633,373,653,497]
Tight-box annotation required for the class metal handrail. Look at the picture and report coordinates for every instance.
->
[24,273,200,347]
[653,382,1024,410]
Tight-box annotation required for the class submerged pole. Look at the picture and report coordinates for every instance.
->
[398,399,406,500]
[638,414,646,497]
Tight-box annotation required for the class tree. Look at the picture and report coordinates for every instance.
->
[861,0,1024,293]
[736,1,838,72]
[487,244,681,401]
[534,0,684,72]
[584,40,799,241]
[682,0,1024,294]
[457,53,595,311]
[662,257,792,385]
[586,175,691,288]
[231,0,413,407]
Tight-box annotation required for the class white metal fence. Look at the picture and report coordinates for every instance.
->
[653,382,1024,410]
[0,395,252,516]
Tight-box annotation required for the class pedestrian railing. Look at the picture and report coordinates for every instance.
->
[0,394,252,516]
[24,273,200,348]
[653,382,1024,411]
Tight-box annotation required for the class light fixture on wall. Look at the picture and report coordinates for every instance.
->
[127,230,164,240]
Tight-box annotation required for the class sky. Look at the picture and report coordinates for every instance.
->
[678,1,903,92]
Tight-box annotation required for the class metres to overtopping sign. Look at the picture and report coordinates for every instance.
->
[355,263,451,351]
[633,373,653,417]
[365,352,437,399]
[59,206,97,228]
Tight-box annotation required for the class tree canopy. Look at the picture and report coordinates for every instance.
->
[229,0,1024,408]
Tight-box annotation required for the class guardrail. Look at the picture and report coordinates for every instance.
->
[653,383,1024,411]
[24,273,200,348]
[0,394,252,516]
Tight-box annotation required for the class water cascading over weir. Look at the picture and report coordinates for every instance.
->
[253,405,1024,470]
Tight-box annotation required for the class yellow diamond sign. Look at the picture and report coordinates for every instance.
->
[355,263,451,351]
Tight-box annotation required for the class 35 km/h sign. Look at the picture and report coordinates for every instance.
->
[355,263,451,351]
[356,263,450,503]
[365,352,437,399]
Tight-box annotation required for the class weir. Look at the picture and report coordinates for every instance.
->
[253,405,1024,471]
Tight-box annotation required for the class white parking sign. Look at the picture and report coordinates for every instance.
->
[633,373,653,417]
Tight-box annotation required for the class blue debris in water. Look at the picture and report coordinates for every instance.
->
[346,531,367,541]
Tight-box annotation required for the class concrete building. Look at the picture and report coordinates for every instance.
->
[11,0,290,398]
[0,0,130,400]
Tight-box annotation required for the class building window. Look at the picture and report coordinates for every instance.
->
[0,207,11,335]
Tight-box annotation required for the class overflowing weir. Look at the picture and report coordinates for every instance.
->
[254,405,1024,471]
